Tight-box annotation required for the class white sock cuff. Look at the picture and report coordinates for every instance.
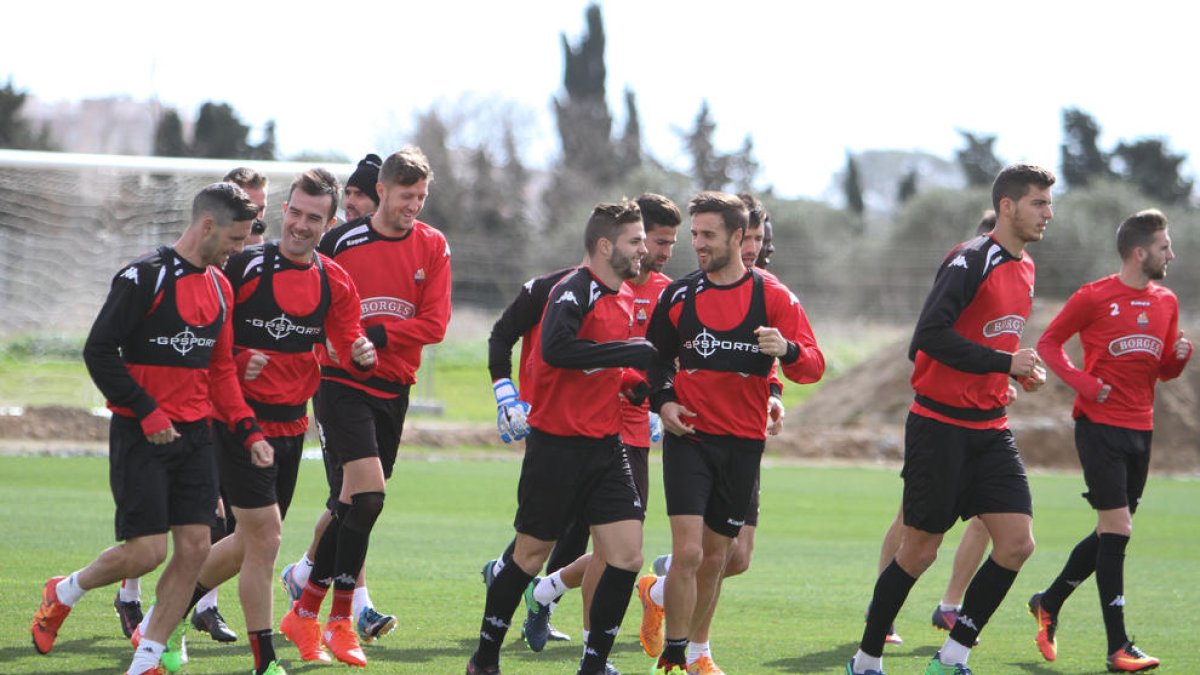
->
[649,576,666,606]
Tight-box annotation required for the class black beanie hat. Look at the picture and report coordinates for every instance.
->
[347,153,382,205]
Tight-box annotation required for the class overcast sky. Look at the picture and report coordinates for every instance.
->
[3,0,1195,198]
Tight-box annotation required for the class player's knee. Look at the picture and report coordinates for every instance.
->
[994,535,1035,568]
[896,545,938,576]
[344,491,385,533]
[671,544,704,575]
[725,547,752,577]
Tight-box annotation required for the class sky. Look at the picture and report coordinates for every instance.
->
[3,0,1197,199]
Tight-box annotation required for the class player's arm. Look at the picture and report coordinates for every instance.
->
[1158,300,1192,380]
[909,254,1013,374]
[365,237,452,350]
[323,260,375,376]
[1037,288,1105,400]
[82,262,168,436]
[207,275,266,453]
[645,287,682,411]
[540,284,655,371]
[763,283,825,384]
[487,279,544,382]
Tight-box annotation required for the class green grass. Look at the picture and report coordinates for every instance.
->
[1,454,1197,673]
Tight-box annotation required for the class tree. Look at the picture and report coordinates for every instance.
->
[191,102,251,159]
[842,151,865,215]
[153,108,188,157]
[955,130,1003,187]
[1112,138,1193,205]
[616,87,642,173]
[0,79,54,150]
[684,100,731,191]
[897,168,918,204]
[552,3,617,184]
[412,108,465,233]
[1060,107,1112,189]
[247,120,277,160]
[728,135,760,194]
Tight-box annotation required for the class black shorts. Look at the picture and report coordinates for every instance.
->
[625,444,650,512]
[313,379,409,508]
[514,429,644,542]
[214,425,304,519]
[662,432,763,539]
[745,474,760,528]
[1075,416,1152,513]
[109,415,217,541]
[901,412,1033,534]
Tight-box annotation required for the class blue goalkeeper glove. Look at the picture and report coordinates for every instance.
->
[649,411,663,443]
[493,378,531,443]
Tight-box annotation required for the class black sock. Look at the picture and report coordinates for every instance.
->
[473,552,533,668]
[334,492,384,591]
[860,559,917,657]
[186,582,211,617]
[248,628,276,674]
[1096,533,1130,654]
[312,503,347,588]
[579,565,637,673]
[950,556,1018,648]
[661,637,689,667]
[1041,531,1099,614]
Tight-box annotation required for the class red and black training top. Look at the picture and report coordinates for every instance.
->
[83,246,263,448]
[526,267,657,438]
[222,243,370,437]
[648,268,824,440]
[317,216,452,398]
[908,234,1034,429]
[620,270,673,446]
[1038,274,1191,430]
[486,266,576,401]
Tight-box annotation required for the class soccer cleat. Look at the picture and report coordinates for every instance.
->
[1028,592,1058,661]
[161,621,189,673]
[884,623,903,645]
[548,622,572,641]
[31,576,71,655]
[323,617,367,667]
[127,667,167,675]
[923,652,972,674]
[279,604,331,662]
[280,563,304,604]
[1107,641,1160,672]
[466,657,501,674]
[654,659,686,673]
[652,554,671,577]
[522,578,553,652]
[192,605,238,642]
[260,659,289,674]
[115,591,144,639]
[687,655,726,674]
[638,574,666,658]
[931,606,958,631]
[357,605,397,642]
[846,656,886,675]
[604,660,621,675]
[481,559,498,587]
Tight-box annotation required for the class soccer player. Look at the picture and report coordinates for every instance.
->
[467,200,656,675]
[277,146,451,667]
[1028,208,1190,672]
[227,167,270,247]
[342,153,381,222]
[645,191,825,674]
[30,183,271,675]
[847,164,1056,675]
[637,193,782,675]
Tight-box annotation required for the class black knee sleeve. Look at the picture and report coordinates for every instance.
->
[343,491,385,533]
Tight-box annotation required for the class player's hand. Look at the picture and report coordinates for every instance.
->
[493,378,531,443]
[1096,382,1112,403]
[767,395,785,436]
[754,326,788,357]
[147,424,181,445]
[1006,383,1019,402]
[1009,348,1040,378]
[350,336,377,369]
[1019,363,1046,392]
[649,412,664,443]
[325,338,340,364]
[660,401,697,436]
[248,440,274,468]
[243,349,269,381]
[1175,330,1192,360]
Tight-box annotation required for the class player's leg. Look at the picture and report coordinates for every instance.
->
[584,518,642,674]
[933,516,990,631]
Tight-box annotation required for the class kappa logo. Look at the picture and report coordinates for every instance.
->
[149,327,216,356]
[589,280,603,305]
[1130,300,1151,307]
[247,313,322,340]
[1108,334,1163,358]
[684,328,760,358]
[956,614,979,631]
[343,236,368,247]
[361,296,415,320]
[120,266,139,283]
[557,290,579,305]
[982,314,1026,338]
[949,255,968,269]
[1109,594,1125,608]
[726,517,746,528]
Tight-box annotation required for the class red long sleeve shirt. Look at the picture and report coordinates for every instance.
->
[620,271,672,446]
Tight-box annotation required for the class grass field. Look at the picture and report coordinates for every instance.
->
[1,453,1197,674]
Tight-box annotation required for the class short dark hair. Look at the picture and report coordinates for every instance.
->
[688,191,748,235]
[193,182,258,225]
[223,167,268,191]
[991,164,1056,212]
[584,199,642,255]
[381,146,434,186]
[1117,209,1168,260]
[635,193,681,231]
[288,168,341,220]
[737,192,768,229]
[976,209,997,236]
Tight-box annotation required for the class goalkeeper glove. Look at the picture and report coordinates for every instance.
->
[649,412,663,443]
[493,378,531,443]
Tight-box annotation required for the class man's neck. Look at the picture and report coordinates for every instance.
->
[172,234,207,269]
[589,264,624,291]
[705,259,747,286]
[1118,264,1150,290]
[990,225,1026,258]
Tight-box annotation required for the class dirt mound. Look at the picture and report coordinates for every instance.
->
[773,302,1200,474]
